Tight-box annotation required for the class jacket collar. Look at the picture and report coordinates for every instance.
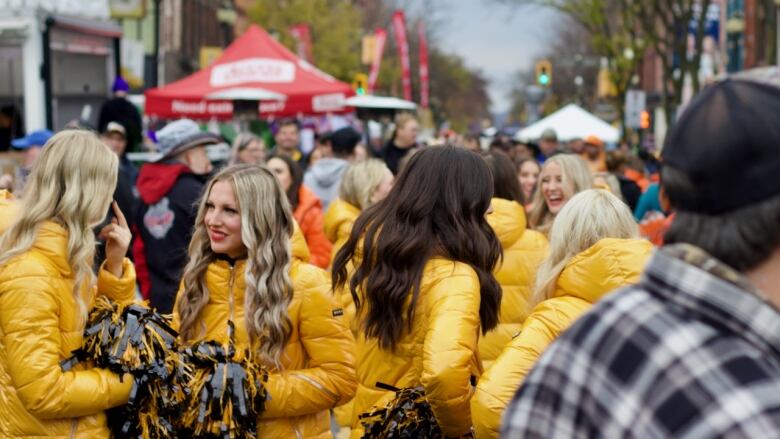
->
[487,198,526,248]
[644,244,780,357]
[34,221,72,277]
[555,238,652,303]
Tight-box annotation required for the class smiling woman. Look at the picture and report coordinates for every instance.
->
[173,164,356,438]
[527,154,592,236]
[204,180,245,258]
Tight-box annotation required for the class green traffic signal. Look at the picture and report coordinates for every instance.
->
[356,87,366,95]
[538,68,550,86]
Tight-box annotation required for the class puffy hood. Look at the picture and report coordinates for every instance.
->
[487,198,526,248]
[555,238,652,303]
[137,162,192,204]
[307,158,348,189]
[324,198,361,244]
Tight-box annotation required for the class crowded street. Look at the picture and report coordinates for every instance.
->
[1,0,780,438]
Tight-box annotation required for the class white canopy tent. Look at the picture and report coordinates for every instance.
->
[345,95,417,110]
[516,104,620,143]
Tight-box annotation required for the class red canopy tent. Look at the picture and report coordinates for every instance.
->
[144,25,354,120]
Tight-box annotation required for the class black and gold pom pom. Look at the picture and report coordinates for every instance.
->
[178,320,269,439]
[61,296,187,439]
[359,383,448,439]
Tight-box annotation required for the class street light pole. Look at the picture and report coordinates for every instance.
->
[153,0,161,87]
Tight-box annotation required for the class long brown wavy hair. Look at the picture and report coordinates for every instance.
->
[332,146,502,350]
[177,164,295,368]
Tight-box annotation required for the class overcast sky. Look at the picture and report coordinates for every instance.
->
[424,0,560,114]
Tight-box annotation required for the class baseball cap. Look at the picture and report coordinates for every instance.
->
[11,129,54,149]
[330,126,361,156]
[540,128,557,141]
[662,78,780,214]
[155,119,222,161]
[104,121,126,137]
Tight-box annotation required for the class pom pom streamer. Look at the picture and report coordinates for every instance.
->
[179,320,269,438]
[61,296,187,438]
[360,383,472,439]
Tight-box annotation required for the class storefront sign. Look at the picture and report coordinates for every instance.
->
[210,58,296,86]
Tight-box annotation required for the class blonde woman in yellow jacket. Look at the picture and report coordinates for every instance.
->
[324,157,394,432]
[471,189,653,438]
[326,159,394,326]
[480,152,548,369]
[324,159,393,261]
[173,164,357,438]
[0,131,137,438]
[332,147,503,438]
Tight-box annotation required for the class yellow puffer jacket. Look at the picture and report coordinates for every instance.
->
[173,258,357,439]
[0,215,137,437]
[0,189,16,230]
[292,220,311,262]
[323,200,363,429]
[324,198,362,330]
[324,198,361,263]
[471,238,652,438]
[480,198,547,369]
[349,259,484,438]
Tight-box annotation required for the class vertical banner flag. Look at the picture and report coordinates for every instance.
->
[368,28,387,93]
[290,23,313,63]
[418,21,429,108]
[392,10,413,101]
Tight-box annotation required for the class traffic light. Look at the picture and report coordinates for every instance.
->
[535,59,552,87]
[352,73,368,95]
[640,110,651,129]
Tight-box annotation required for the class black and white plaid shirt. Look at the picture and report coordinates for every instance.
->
[502,244,780,438]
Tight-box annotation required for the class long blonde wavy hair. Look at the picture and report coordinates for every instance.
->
[533,189,638,304]
[528,154,593,235]
[339,159,391,210]
[177,164,295,368]
[0,130,118,325]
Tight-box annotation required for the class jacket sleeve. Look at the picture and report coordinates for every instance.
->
[421,271,482,437]
[0,275,133,419]
[300,207,332,269]
[96,257,138,305]
[471,297,589,439]
[263,267,357,418]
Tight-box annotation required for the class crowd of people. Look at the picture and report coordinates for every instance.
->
[1,73,779,438]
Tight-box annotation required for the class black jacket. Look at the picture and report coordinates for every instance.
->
[136,162,208,313]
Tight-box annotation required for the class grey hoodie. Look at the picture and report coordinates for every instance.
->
[303,158,349,209]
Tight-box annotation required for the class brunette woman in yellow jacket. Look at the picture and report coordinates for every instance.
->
[480,152,548,369]
[332,147,503,438]
[0,131,137,438]
[173,164,357,438]
[471,189,653,438]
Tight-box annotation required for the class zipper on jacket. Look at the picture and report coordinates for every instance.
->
[292,422,303,439]
[289,373,340,407]
[228,263,236,321]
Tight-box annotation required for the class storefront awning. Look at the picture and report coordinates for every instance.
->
[47,15,122,38]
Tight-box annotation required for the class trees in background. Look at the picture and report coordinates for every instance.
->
[246,0,491,132]
[500,0,713,126]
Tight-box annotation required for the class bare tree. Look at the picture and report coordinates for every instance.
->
[498,0,713,127]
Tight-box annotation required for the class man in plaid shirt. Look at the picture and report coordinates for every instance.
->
[502,74,780,438]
